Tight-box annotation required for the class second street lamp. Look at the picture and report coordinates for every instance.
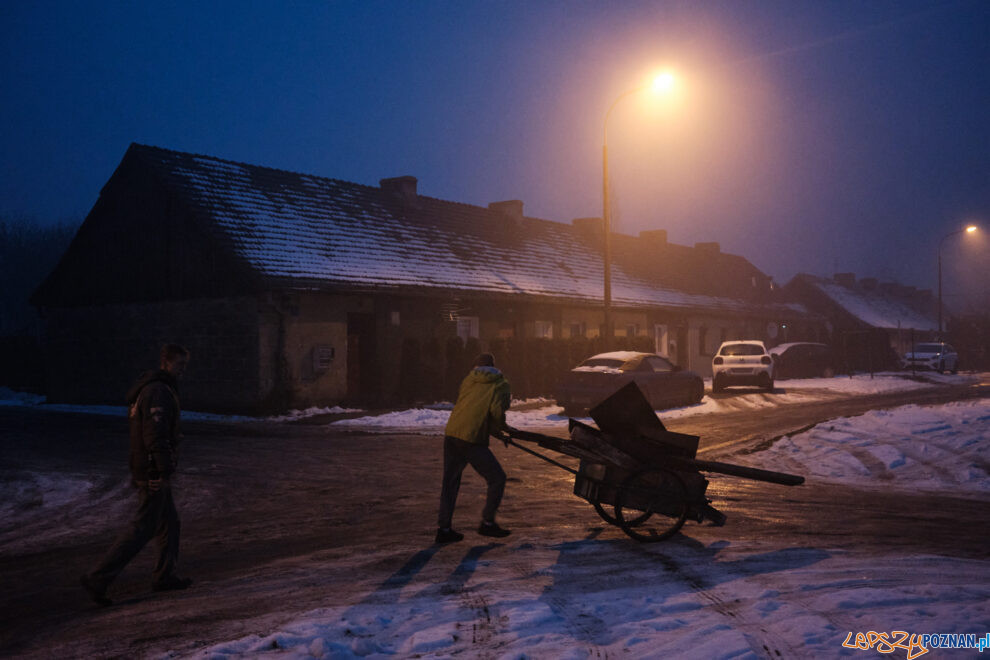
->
[937,224,977,335]
[601,72,675,350]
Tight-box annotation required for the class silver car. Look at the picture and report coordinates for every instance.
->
[901,342,958,373]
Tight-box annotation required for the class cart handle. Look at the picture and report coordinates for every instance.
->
[505,439,578,476]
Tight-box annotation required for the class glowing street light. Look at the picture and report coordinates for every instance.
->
[601,71,676,349]
[937,224,979,335]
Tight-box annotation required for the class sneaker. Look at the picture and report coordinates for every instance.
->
[435,528,464,544]
[478,521,511,538]
[80,575,112,607]
[153,575,193,592]
[702,504,727,527]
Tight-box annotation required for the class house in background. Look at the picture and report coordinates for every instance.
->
[32,144,817,412]
[784,273,938,371]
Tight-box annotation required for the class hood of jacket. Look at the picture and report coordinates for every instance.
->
[465,366,505,385]
[126,369,178,404]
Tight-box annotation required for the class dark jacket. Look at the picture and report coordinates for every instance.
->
[443,366,511,446]
[126,369,181,483]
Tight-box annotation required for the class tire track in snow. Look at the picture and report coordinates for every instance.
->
[636,545,802,659]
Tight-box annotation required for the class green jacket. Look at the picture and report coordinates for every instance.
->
[444,366,511,446]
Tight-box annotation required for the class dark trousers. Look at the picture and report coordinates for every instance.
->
[87,482,180,589]
[437,435,506,529]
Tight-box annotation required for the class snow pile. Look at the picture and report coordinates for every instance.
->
[0,373,980,430]
[740,399,990,493]
[330,373,981,431]
[0,386,45,406]
[332,408,455,430]
[264,406,363,422]
[0,389,361,423]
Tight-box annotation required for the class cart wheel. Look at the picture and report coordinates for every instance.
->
[591,498,620,526]
[614,469,688,542]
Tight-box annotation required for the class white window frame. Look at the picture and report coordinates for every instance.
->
[654,324,669,356]
[535,320,553,339]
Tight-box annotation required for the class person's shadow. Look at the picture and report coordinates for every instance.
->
[535,532,830,647]
[353,541,503,608]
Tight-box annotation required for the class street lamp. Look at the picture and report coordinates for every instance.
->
[937,224,978,335]
[602,72,675,349]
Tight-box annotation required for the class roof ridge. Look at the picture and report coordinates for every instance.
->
[129,142,584,228]
[129,142,387,196]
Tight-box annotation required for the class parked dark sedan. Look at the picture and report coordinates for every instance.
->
[555,351,704,416]
[769,342,836,379]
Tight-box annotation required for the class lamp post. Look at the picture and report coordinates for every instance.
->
[937,224,977,336]
[601,73,674,350]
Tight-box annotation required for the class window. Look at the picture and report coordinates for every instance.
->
[456,316,479,342]
[625,323,639,337]
[535,321,553,339]
[719,343,766,356]
[644,356,675,373]
[580,357,626,369]
[497,322,515,339]
[569,322,586,338]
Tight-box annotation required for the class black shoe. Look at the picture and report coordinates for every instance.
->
[153,575,192,592]
[703,504,727,527]
[478,521,511,538]
[80,575,112,607]
[435,528,464,544]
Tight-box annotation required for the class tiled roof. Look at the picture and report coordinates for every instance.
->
[131,143,801,316]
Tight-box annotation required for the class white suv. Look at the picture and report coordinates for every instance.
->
[712,340,774,392]
[901,342,958,374]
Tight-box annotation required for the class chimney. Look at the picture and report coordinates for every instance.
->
[379,176,418,204]
[639,229,668,245]
[572,217,604,235]
[488,200,524,223]
[860,277,878,291]
[694,241,720,254]
[834,272,856,288]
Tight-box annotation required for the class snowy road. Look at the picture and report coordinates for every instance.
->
[0,377,988,658]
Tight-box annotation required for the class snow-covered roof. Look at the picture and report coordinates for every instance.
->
[131,144,804,316]
[811,279,937,331]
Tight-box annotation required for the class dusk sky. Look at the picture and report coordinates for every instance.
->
[2,1,988,310]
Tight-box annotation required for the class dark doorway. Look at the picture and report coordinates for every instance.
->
[346,313,379,405]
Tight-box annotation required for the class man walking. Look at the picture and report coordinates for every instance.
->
[81,344,192,606]
[436,352,514,543]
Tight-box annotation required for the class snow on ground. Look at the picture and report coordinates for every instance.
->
[179,399,990,659]
[331,372,982,432]
[737,399,990,494]
[184,548,990,659]
[0,387,361,423]
[0,374,978,431]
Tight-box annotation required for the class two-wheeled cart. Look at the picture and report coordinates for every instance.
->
[506,382,804,542]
